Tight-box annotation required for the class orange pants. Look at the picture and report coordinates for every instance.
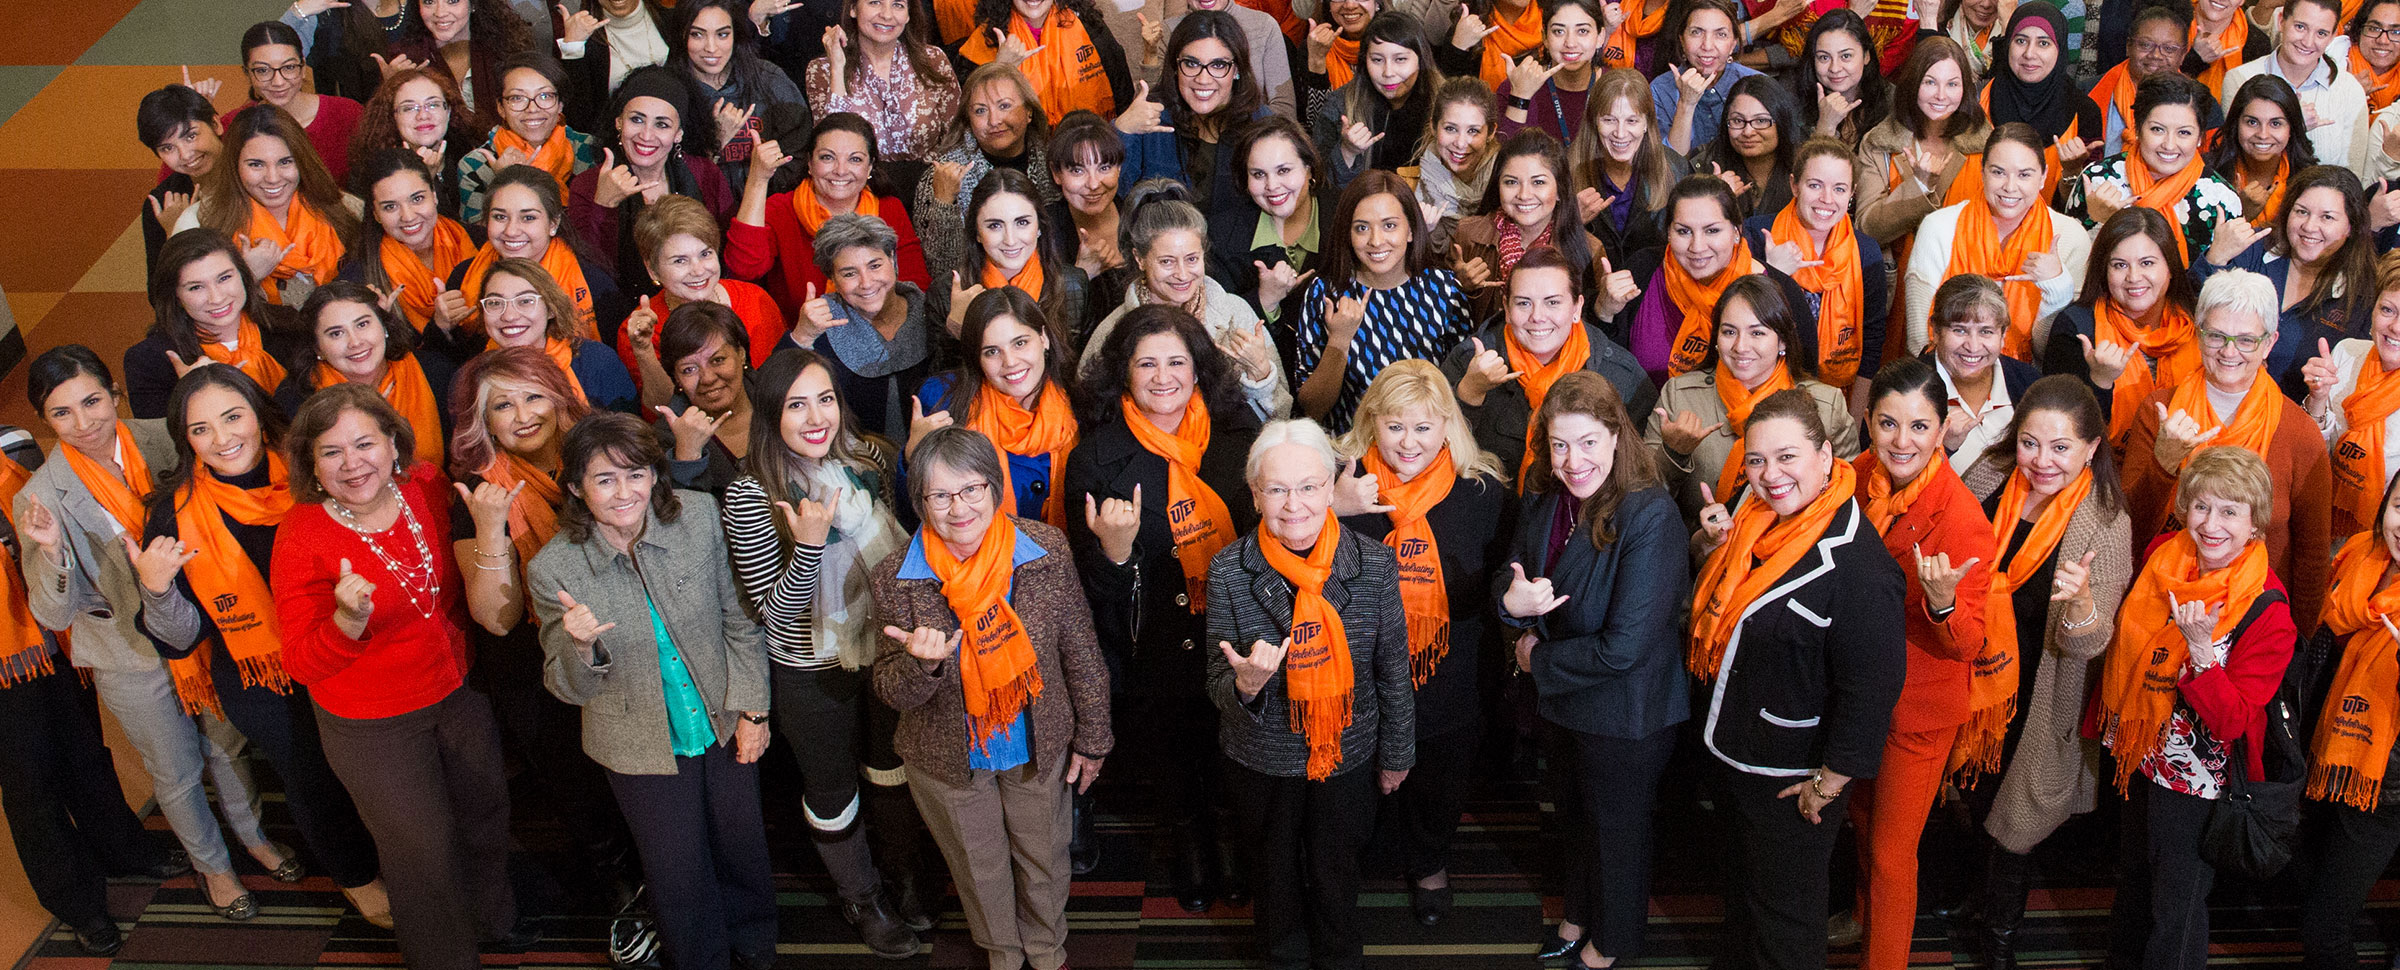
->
[1849,725,1959,970]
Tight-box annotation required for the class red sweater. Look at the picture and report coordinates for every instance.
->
[2121,384,2332,632]
[270,463,470,720]
[724,190,932,314]
[613,280,788,395]
[1856,456,1996,734]
[219,96,365,187]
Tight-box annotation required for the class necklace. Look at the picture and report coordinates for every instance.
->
[380,0,410,37]
[331,483,443,620]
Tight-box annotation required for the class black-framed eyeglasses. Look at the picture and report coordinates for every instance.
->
[922,481,993,511]
[2197,328,2268,353]
[501,90,561,110]
[2366,21,2400,39]
[1726,114,1774,132]
[246,62,304,82]
[1177,57,1236,78]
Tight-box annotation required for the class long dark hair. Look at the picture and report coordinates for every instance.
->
[1159,11,1263,132]
[557,412,683,542]
[1320,169,1432,288]
[668,0,784,107]
[742,346,881,537]
[157,365,290,509]
[1982,374,2127,514]
[972,0,1107,31]
[2075,207,2197,312]
[1865,355,1948,426]
[1075,304,1244,424]
[942,286,1075,419]
[344,148,451,286]
[838,0,948,88]
[2206,73,2317,183]
[1340,11,1442,127]
[1476,129,1594,282]
[1525,370,1659,546]
[392,0,536,129]
[1795,9,1892,138]
[2130,71,2221,133]
[962,168,1073,321]
[196,104,360,243]
[2272,164,2377,327]
[1890,36,1986,139]
[147,228,299,362]
[292,280,420,380]
[1698,274,1815,380]
[1696,75,1802,217]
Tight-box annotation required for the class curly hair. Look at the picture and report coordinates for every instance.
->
[1074,303,1243,423]
[348,68,472,187]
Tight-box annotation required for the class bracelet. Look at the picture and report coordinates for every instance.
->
[2060,600,2100,630]
[1808,771,1840,800]
[471,560,509,571]
[473,546,513,559]
[1505,93,1533,110]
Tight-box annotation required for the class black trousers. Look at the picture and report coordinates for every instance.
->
[2301,799,2400,969]
[0,662,162,924]
[1387,722,1481,881]
[1224,760,1378,970]
[1712,764,1850,970]
[315,687,517,970]
[1556,721,1677,960]
[2108,780,2218,970]
[475,627,627,863]
[609,742,780,970]
[213,661,379,887]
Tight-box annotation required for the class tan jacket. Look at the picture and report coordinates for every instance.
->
[1643,372,1858,525]
[1852,116,1992,245]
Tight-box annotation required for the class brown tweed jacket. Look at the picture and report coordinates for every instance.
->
[1962,459,2135,854]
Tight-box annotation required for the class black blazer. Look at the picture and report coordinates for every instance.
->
[1341,471,1513,737]
[1439,319,1658,485]
[1500,485,1692,740]
[1697,498,1906,780]
[1742,215,1892,381]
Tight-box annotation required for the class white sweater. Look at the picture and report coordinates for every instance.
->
[2222,52,2371,174]
[1901,204,2092,358]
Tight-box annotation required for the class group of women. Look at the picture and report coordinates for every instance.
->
[16,0,2400,968]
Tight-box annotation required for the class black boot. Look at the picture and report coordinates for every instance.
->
[1070,790,1100,875]
[1980,845,2032,970]
[841,890,921,960]
[887,870,932,933]
[863,782,933,932]
[1171,823,1215,913]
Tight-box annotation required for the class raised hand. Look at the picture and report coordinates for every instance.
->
[1114,80,1173,135]
[1941,405,1978,450]
[1502,561,1570,618]
[624,304,661,358]
[1220,320,1277,382]
[713,99,756,150]
[1815,83,1857,135]
[1219,637,1290,698]
[822,25,849,82]
[775,495,837,546]
[17,495,60,554]
[1308,21,1340,70]
[2050,549,2098,604]
[369,52,422,78]
[558,2,603,43]
[290,0,352,16]
[749,0,804,28]
[993,28,1044,67]
[1330,461,1394,516]
[122,535,196,596]
[1596,256,1638,315]
[2077,334,2131,387]
[236,232,291,282]
[2303,337,2342,409]
[1255,260,1311,310]
[2081,173,2130,223]
[148,189,194,231]
[929,159,969,204]
[1912,543,1980,613]
[797,282,841,341]
[1452,244,1497,291]
[907,396,954,456]
[654,403,730,460]
[2166,590,2224,662]
[334,558,378,624]
[2055,134,2100,170]
[593,149,662,208]
[433,287,471,332]
[2191,32,2225,64]
[1075,226,1123,276]
[1710,161,1751,200]
[163,350,207,379]
[2206,216,2268,267]
[2004,250,2062,282]
[1762,238,1821,275]
[1675,65,1712,102]
[2370,182,2400,232]
[1084,485,1142,564]
[887,623,965,665]
[748,138,793,185]
[1452,10,1500,49]
[1654,406,1723,457]
[1576,186,1610,223]
[2382,121,2400,165]
[2152,402,2219,470]
[453,479,527,539]
[1510,53,1565,99]
[946,270,987,327]
[1697,483,1733,548]
[1339,113,1385,162]
[1324,293,1368,345]
[1139,11,1167,62]
[557,589,617,645]
[1907,140,1948,184]
[1456,337,1524,406]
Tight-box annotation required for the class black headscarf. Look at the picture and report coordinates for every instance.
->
[1983,2,2102,143]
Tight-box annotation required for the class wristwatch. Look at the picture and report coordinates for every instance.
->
[739,711,771,725]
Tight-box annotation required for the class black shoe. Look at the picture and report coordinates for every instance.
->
[70,917,121,956]
[1980,845,2031,970]
[888,873,932,933]
[1069,791,1099,876]
[484,917,542,952]
[122,848,191,882]
[1410,884,1452,927]
[1172,828,1215,914]
[841,893,921,960]
[1537,933,1580,960]
[1213,837,1248,906]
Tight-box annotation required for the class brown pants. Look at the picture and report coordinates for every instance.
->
[908,749,1072,970]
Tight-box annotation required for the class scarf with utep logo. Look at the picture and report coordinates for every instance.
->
[1259,515,1354,780]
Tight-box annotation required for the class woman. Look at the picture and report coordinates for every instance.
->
[720,347,920,953]
[1686,387,1906,970]
[568,66,735,291]
[1796,10,1893,148]
[1565,69,1682,270]
[1843,357,1996,970]
[1084,193,1290,420]
[183,104,366,309]
[127,228,303,419]
[1206,417,1412,970]
[2298,472,2400,967]
[1499,370,1683,967]
[1958,378,2133,968]
[458,54,604,226]
[2196,164,2378,393]
[956,0,1136,125]
[1691,76,1800,219]
[1444,246,1656,486]
[913,287,1078,528]
[429,255,640,413]
[349,68,473,220]
[231,21,366,185]
[1854,38,1989,249]
[346,149,478,338]
[800,213,938,443]
[1309,12,1463,188]
[139,84,223,275]
[1926,275,2044,473]
[1459,0,1549,91]
[1234,116,1335,336]
[1936,0,2003,76]
[2299,252,2400,539]
[2063,73,2243,264]
[381,0,538,132]
[804,0,962,164]
[726,112,932,317]
[279,0,421,102]
[1644,274,1858,522]
[651,301,754,493]
[2186,0,2267,92]
[2354,0,2400,112]
[2205,75,2316,223]
[915,65,1063,312]
[1414,79,1497,252]
[1749,138,1889,395]
[14,347,283,923]
[1449,129,1602,324]
[1981,2,2104,192]
[1336,361,1509,928]
[1903,123,2092,357]
[938,169,1089,338]
[1603,175,1815,388]
[132,365,392,925]
[1117,12,1268,222]
[273,384,527,970]
[1294,170,1473,434]
[667,0,804,188]
[1493,0,1606,145]
[288,281,448,466]
[438,163,635,348]
[1302,0,1378,93]
[2093,445,2297,968]
[621,195,786,401]
[1650,0,1758,157]
[2122,269,2333,632]
[2045,208,2200,448]
[1046,112,1130,293]
[554,0,672,136]
[1062,306,1260,909]
[871,424,1112,970]
[527,412,776,970]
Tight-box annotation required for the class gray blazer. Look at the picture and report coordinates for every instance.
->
[14,420,179,673]
[528,491,770,776]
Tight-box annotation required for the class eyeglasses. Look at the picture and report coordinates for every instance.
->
[246,62,304,82]
[2366,21,2400,39]
[397,98,449,116]
[922,481,993,511]
[2197,328,2269,353]
[1726,114,1774,132]
[2131,39,2186,58]
[501,90,561,110]
[1178,57,1236,78]
[1259,478,1328,502]
[478,294,545,314]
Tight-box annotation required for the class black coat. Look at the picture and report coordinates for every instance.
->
[1741,215,1892,382]
[1501,485,1692,739]
[1341,472,1512,739]
[1439,320,1658,486]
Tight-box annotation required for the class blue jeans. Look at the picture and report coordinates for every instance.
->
[89,665,266,874]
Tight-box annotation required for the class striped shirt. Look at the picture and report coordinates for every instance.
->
[721,475,831,669]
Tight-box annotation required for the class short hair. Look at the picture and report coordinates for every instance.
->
[806,111,882,175]
[1047,110,1126,174]
[491,50,572,100]
[137,85,216,151]
[1891,36,1986,138]
[2132,0,2195,34]
[633,194,722,274]
[2195,268,2280,336]
[658,300,752,371]
[1509,246,1582,299]
[2377,249,2400,299]
[2177,445,2274,531]
[27,345,113,411]
[1246,418,1343,486]
[1232,114,1321,188]
[286,383,416,503]
[480,257,581,340]
[557,411,683,542]
[2132,72,2218,131]
[446,345,592,476]
[811,212,899,276]
[1744,387,1831,449]
[1336,360,1502,480]
[1934,274,2011,329]
[1866,355,1948,425]
[907,426,1009,517]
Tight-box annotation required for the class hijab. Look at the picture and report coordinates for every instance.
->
[1983,3,2100,141]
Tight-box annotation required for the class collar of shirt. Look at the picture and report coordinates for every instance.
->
[1252,196,1320,258]
[2269,52,2336,92]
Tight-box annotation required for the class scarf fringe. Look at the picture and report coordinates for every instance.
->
[166,655,226,721]
[1295,693,1355,781]
[964,669,1044,758]
[235,653,291,694]
[2101,711,2164,795]
[1406,616,1450,690]
[0,646,56,689]
[1947,698,2017,789]
[2309,762,2384,812]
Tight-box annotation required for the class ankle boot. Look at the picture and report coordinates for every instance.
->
[1069,790,1099,875]
[1980,845,2032,970]
[840,889,920,960]
[863,782,932,931]
[1170,822,1215,913]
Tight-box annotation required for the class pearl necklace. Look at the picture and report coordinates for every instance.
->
[331,483,442,620]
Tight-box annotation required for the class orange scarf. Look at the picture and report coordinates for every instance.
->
[964,381,1077,527]
[1770,204,1866,388]
[1946,198,2056,359]
[1857,451,1938,534]
[540,336,590,406]
[0,458,49,686]
[1477,0,1547,88]
[2091,63,2139,144]
[1363,446,1455,687]
[1663,251,1759,376]
[2310,533,2400,808]
[922,513,1045,755]
[460,238,598,339]
[1713,362,1798,500]
[379,217,476,329]
[246,198,344,303]
[2236,155,2294,222]
[932,0,974,43]
[2093,299,2201,448]
[315,356,445,467]
[1506,321,1592,486]
[166,454,296,717]
[1960,466,2089,784]
[960,7,1112,123]
[2165,371,2282,469]
[790,181,882,235]
[2193,17,2250,91]
[2096,530,2270,792]
[1690,458,1858,679]
[2356,47,2400,112]
[2124,155,2208,262]
[1258,514,1355,780]
[62,425,154,535]
[200,315,289,392]
[1118,394,1235,612]
[479,450,563,599]
[2334,352,2400,538]
[981,255,1047,304]
[494,127,576,191]
[1326,33,1361,90]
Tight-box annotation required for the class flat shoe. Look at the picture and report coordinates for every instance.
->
[1411,884,1452,926]
[210,889,258,922]
[1538,933,1580,960]
[71,917,122,956]
[262,842,305,883]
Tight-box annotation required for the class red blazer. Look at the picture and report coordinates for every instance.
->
[269,462,469,720]
[614,280,788,396]
[1856,456,1995,734]
[2120,384,2332,632]
[724,190,932,315]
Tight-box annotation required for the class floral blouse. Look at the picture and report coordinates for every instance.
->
[804,46,961,164]
[2060,154,2244,264]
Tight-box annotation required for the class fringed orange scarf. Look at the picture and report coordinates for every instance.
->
[2333,351,2400,538]
[1118,394,1234,612]
[200,315,289,393]
[791,180,881,235]
[379,217,476,329]
[1713,362,1797,501]
[2094,299,2200,448]
[460,238,598,339]
[315,356,445,467]
[2165,372,2282,469]
[1664,251,1759,376]
[1960,466,2089,784]
[1689,458,1857,679]
[922,514,1045,754]
[1506,321,1591,487]
[166,454,296,716]
[246,199,344,303]
[494,126,576,191]
[0,458,50,687]
[1476,0,1547,89]
[965,381,1076,527]
[1363,446,1454,688]
[62,425,153,536]
[2096,530,2268,793]
[2125,155,2208,262]
[1258,514,1354,780]
[1946,198,2055,359]
[1770,203,1866,388]
[2310,533,2400,809]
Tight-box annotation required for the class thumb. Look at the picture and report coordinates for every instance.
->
[1085,492,1098,521]
[601,147,615,170]
[339,557,355,576]
[2077,333,2095,355]
[1701,482,1718,505]
[1219,640,1241,663]
[1134,79,1151,102]
[121,535,142,560]
[2167,590,2180,613]
[2321,337,2333,357]
[558,589,580,610]
[2080,549,2098,569]
[911,396,925,421]
[1959,557,1982,574]
[806,282,818,302]
[2155,402,2170,423]
[1471,337,1486,355]
[1600,256,1613,275]
[1510,561,1528,584]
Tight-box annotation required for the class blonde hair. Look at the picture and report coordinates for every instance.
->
[1336,360,1502,480]
[2177,445,2275,531]
[633,194,722,273]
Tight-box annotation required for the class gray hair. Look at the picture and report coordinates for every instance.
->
[1123,179,1208,262]
[810,212,900,277]
[907,426,1009,519]
[2195,268,2280,337]
[1246,418,1342,485]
